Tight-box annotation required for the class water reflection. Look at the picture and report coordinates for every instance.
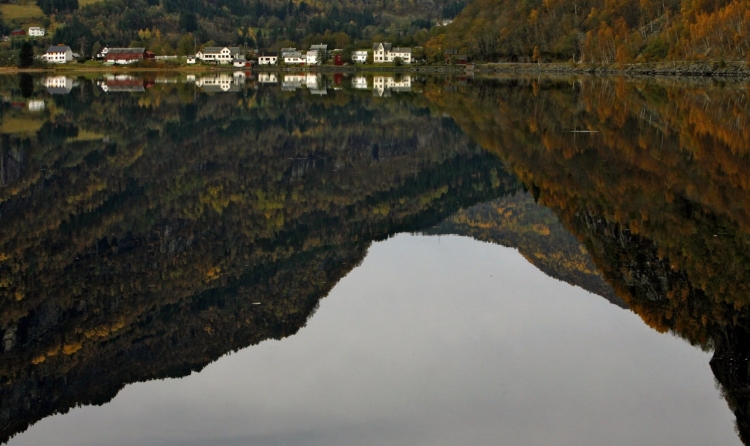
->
[0,73,749,444]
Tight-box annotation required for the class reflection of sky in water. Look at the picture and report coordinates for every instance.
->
[8,234,738,446]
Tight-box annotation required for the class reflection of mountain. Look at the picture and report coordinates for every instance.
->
[430,77,750,444]
[0,79,518,444]
[426,192,624,307]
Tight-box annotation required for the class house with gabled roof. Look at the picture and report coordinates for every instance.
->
[196,47,241,64]
[106,48,152,64]
[283,51,305,64]
[372,43,412,64]
[42,45,74,64]
[258,54,278,65]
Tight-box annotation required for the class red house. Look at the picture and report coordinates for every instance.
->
[10,29,26,37]
[106,48,154,64]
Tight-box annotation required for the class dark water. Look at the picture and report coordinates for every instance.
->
[0,73,747,445]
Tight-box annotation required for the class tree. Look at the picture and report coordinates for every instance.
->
[532,45,541,64]
[18,42,34,68]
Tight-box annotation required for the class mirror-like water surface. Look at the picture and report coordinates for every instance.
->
[0,73,748,445]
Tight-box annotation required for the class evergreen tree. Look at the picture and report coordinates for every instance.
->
[18,42,34,68]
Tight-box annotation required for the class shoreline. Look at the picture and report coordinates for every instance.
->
[1,60,749,78]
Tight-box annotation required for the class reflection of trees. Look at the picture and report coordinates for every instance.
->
[0,78,517,444]
[431,77,750,444]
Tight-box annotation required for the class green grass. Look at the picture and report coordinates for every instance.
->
[0,118,44,135]
[0,3,44,20]
[79,0,103,5]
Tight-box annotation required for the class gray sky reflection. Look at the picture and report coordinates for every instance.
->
[8,234,739,446]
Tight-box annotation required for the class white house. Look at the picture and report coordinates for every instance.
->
[305,50,320,65]
[352,50,368,63]
[310,43,328,60]
[28,100,45,112]
[436,19,453,26]
[372,43,412,64]
[283,51,305,64]
[28,27,45,37]
[195,47,241,64]
[186,56,196,64]
[258,55,277,65]
[95,47,109,60]
[42,45,74,64]
[233,55,250,68]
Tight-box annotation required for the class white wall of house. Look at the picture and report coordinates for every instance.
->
[306,51,319,65]
[43,49,74,63]
[28,27,45,37]
[352,51,368,63]
[283,55,305,64]
[258,56,277,65]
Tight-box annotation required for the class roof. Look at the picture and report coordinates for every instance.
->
[391,47,412,54]
[107,48,146,54]
[46,45,71,53]
[373,42,392,51]
[201,46,240,54]
[310,44,328,50]
[284,51,303,58]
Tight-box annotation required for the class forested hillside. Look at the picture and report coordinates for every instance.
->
[0,0,465,57]
[431,0,750,62]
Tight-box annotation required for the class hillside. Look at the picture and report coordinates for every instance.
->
[0,0,464,57]
[430,0,750,63]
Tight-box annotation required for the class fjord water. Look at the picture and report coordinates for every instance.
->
[0,73,747,445]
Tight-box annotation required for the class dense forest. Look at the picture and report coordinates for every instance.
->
[427,76,750,443]
[430,0,750,62]
[0,75,516,443]
[0,0,465,57]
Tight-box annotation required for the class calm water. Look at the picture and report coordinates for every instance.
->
[0,73,748,445]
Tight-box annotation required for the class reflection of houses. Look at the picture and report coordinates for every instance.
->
[258,54,277,65]
[282,74,305,91]
[257,73,277,84]
[195,74,243,92]
[28,100,45,112]
[279,74,326,94]
[372,43,412,64]
[352,50,368,63]
[106,48,153,64]
[99,75,152,93]
[44,76,75,94]
[352,76,369,89]
[196,47,241,64]
[372,76,412,97]
[42,45,74,64]
[306,74,327,95]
